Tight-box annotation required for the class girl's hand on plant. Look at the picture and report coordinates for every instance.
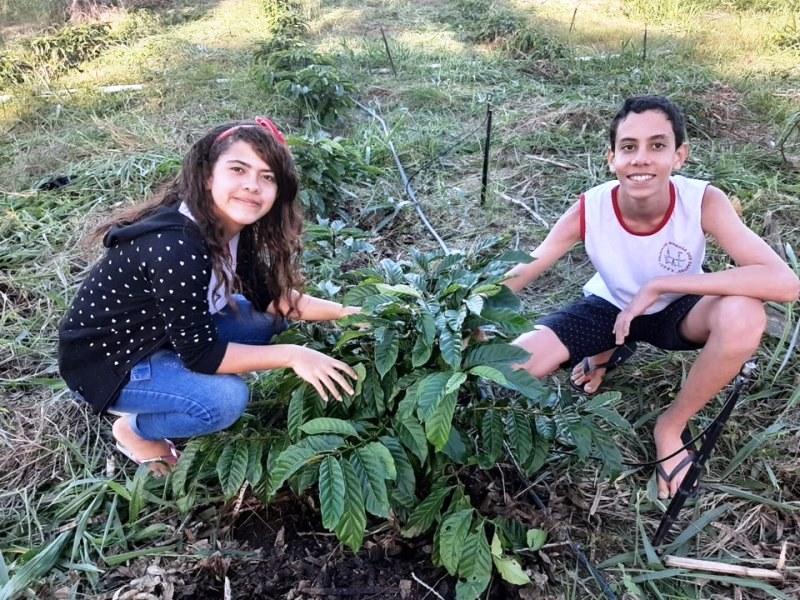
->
[287,346,358,402]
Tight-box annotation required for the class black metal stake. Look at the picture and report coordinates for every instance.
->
[380,27,397,77]
[642,24,648,62]
[653,359,758,547]
[480,97,493,207]
[569,7,578,34]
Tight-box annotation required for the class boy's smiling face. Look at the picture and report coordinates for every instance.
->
[608,109,688,203]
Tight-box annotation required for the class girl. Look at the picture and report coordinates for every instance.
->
[59,118,359,475]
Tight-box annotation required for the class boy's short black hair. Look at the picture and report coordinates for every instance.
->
[609,95,686,149]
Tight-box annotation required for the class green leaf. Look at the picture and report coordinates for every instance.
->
[438,509,473,575]
[638,522,663,569]
[268,435,345,497]
[568,420,592,460]
[491,532,503,557]
[0,531,71,600]
[362,441,396,480]
[333,329,370,351]
[334,458,367,552]
[366,378,387,420]
[462,343,530,369]
[504,409,533,464]
[300,417,360,437]
[411,335,433,368]
[402,485,454,537]
[375,283,422,298]
[246,440,264,487]
[464,294,485,315]
[469,365,509,386]
[416,372,452,420]
[412,311,435,367]
[445,371,467,394]
[374,327,400,378]
[524,434,550,476]
[439,328,462,369]
[481,285,520,311]
[426,391,458,451]
[584,390,622,410]
[492,554,531,585]
[380,435,416,508]
[319,456,345,530]
[171,438,202,496]
[217,442,249,499]
[593,429,623,478]
[455,525,491,600]
[287,386,306,441]
[526,528,547,551]
[442,427,467,463]
[351,451,390,518]
[396,414,428,463]
[481,409,504,464]
[343,284,381,306]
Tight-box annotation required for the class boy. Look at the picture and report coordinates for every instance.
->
[505,95,799,499]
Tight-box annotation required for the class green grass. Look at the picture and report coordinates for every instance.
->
[1,0,799,597]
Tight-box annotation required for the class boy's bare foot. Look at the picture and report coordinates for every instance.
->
[570,347,617,394]
[653,415,694,499]
[112,417,179,477]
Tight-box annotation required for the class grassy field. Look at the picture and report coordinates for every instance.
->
[1,0,799,598]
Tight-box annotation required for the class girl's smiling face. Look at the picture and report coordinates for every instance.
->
[207,140,278,239]
[608,109,688,203]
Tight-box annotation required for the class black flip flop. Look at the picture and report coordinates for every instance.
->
[656,450,698,498]
[569,342,637,396]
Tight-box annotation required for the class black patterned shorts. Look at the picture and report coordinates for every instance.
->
[537,294,704,367]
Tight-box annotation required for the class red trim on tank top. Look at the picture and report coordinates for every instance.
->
[611,181,675,236]
[579,194,586,241]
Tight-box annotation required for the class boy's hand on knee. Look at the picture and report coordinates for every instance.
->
[613,283,661,344]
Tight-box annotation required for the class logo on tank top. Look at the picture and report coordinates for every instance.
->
[659,242,692,273]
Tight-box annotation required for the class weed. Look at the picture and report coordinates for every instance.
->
[773,13,800,51]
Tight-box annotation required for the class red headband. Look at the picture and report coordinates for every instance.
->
[214,117,287,146]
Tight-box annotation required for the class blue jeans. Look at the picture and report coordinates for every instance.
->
[108,295,287,441]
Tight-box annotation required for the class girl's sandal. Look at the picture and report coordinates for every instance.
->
[115,438,181,468]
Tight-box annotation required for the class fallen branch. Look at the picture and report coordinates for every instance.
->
[499,192,549,228]
[524,153,575,170]
[410,572,446,600]
[663,555,784,580]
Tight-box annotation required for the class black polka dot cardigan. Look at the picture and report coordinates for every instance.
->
[59,207,233,413]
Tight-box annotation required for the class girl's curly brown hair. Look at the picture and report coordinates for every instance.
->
[93,120,304,318]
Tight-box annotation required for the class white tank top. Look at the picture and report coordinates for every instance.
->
[581,174,708,313]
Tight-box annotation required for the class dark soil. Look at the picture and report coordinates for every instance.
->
[178,467,568,599]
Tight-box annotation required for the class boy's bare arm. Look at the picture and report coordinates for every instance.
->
[646,186,799,302]
[504,201,582,293]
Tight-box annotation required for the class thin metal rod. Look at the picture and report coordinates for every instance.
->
[569,7,578,34]
[480,98,493,207]
[380,27,397,77]
[642,24,648,62]
[353,99,449,253]
[653,359,757,546]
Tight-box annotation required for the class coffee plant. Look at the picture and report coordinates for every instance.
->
[289,132,378,218]
[173,238,628,598]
